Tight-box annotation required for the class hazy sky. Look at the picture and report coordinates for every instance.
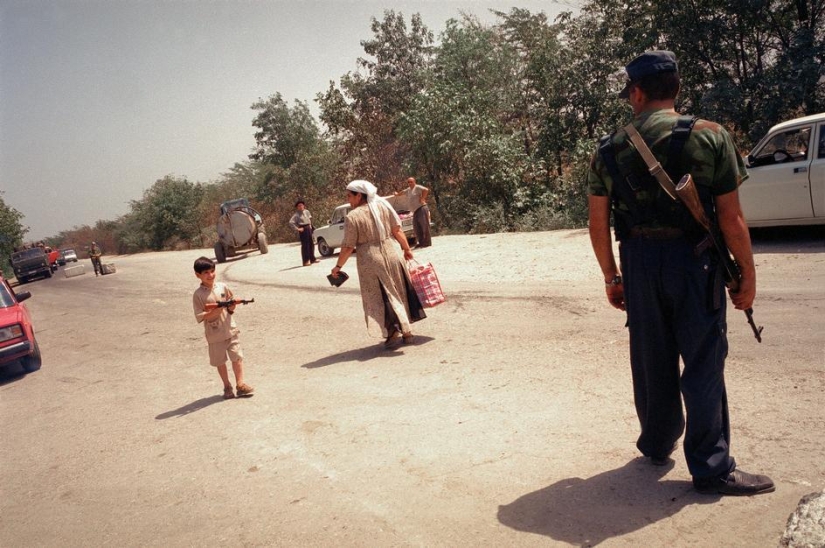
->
[0,0,574,241]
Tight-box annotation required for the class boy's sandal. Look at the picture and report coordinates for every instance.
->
[236,383,255,397]
[223,387,235,400]
[402,333,414,344]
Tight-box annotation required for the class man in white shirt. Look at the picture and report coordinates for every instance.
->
[395,177,432,247]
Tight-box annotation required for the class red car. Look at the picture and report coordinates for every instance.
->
[0,275,41,372]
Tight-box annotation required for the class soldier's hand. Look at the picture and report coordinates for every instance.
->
[729,275,755,310]
[605,284,625,311]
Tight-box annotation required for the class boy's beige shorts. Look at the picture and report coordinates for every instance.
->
[208,334,243,367]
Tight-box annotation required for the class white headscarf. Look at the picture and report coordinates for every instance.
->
[346,179,401,241]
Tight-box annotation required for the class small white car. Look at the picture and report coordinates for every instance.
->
[314,198,417,257]
[61,249,78,263]
[740,113,825,227]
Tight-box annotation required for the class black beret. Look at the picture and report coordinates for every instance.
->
[619,50,678,98]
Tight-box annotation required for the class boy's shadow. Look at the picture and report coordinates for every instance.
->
[497,459,718,546]
[155,395,224,420]
[301,336,434,369]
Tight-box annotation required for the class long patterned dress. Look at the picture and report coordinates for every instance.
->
[341,202,425,337]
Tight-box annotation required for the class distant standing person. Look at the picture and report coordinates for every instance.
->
[89,242,103,276]
[192,256,254,400]
[332,180,426,347]
[395,177,431,248]
[289,200,319,266]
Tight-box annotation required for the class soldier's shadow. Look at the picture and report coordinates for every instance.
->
[497,459,716,546]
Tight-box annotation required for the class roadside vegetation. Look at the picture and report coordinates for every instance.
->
[4,0,823,271]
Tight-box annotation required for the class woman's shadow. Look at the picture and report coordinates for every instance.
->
[497,458,718,546]
[301,336,434,369]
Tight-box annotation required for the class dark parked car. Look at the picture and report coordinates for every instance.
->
[0,274,41,372]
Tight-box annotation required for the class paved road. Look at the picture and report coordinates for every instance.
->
[1,229,823,547]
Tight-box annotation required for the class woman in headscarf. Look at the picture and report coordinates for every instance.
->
[330,180,426,346]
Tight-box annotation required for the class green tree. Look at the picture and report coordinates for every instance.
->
[400,17,529,230]
[249,94,322,170]
[581,0,824,143]
[0,192,29,275]
[130,176,204,250]
[317,10,434,185]
[248,94,342,242]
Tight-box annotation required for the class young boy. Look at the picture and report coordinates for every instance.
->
[192,256,254,399]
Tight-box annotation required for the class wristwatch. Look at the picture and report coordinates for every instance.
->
[606,275,623,286]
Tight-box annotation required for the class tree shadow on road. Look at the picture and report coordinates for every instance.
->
[155,395,224,420]
[301,336,434,369]
[497,458,719,546]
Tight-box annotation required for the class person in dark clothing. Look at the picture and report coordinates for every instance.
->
[587,50,773,496]
[289,200,319,266]
[89,242,103,276]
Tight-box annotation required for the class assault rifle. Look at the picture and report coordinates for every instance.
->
[204,298,255,311]
[674,175,763,342]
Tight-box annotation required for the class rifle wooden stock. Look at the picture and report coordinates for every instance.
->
[674,174,711,232]
[674,174,762,342]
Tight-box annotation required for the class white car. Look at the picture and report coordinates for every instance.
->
[61,249,78,263]
[314,198,417,257]
[740,113,825,227]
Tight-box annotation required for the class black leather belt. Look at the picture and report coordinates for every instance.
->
[628,227,685,240]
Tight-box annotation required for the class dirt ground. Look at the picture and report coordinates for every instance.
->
[1,227,823,547]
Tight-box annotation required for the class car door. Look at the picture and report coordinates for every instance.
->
[811,121,825,219]
[327,206,350,248]
[741,122,815,224]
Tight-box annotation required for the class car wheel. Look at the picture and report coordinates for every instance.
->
[257,232,269,254]
[317,238,333,257]
[21,337,42,373]
[214,242,227,263]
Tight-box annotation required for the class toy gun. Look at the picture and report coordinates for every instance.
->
[675,175,763,342]
[204,298,255,311]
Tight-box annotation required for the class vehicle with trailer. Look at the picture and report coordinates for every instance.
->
[214,198,268,263]
[0,274,41,373]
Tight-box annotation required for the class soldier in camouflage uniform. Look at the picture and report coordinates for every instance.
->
[89,242,103,277]
[587,51,774,496]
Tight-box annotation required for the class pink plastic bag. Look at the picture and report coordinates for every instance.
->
[408,260,445,308]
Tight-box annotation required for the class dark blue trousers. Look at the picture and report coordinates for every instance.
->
[620,237,735,479]
[299,226,316,264]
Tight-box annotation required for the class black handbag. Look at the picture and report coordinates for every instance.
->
[326,270,349,287]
